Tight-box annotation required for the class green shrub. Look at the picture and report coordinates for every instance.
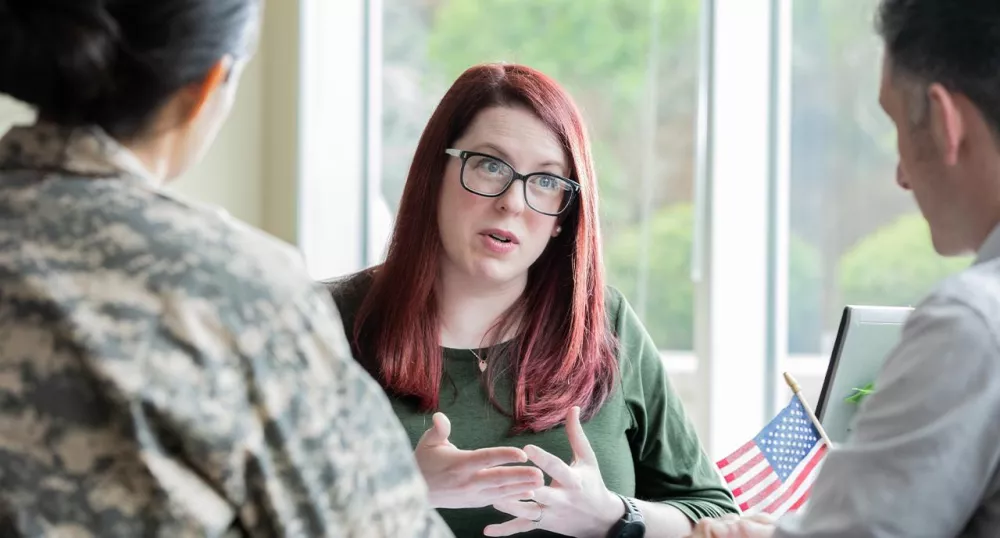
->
[604,204,823,351]
[839,214,971,308]
[604,204,695,349]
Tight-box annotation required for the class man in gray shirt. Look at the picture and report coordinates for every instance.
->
[690,0,1000,537]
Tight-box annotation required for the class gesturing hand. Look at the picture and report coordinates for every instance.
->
[416,412,545,509]
[686,514,776,538]
[484,406,624,538]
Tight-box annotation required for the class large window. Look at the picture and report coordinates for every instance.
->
[379,0,701,353]
[374,0,713,437]
[297,0,968,457]
[777,0,971,406]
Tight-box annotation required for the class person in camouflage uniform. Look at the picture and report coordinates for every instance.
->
[0,1,451,537]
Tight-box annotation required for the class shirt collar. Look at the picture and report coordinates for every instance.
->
[975,220,1000,265]
[0,122,155,183]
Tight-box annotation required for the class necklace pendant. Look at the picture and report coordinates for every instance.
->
[478,358,487,372]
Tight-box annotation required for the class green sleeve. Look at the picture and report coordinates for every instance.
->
[609,287,739,521]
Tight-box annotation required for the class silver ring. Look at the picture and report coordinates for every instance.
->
[530,501,544,523]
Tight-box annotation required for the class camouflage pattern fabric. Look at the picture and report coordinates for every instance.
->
[0,123,452,538]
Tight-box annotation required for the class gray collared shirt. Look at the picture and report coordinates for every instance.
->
[775,225,1000,537]
[0,123,452,538]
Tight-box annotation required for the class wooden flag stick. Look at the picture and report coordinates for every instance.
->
[783,372,833,448]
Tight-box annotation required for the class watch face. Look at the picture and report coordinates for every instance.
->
[620,521,646,538]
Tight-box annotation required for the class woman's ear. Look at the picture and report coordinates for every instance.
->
[182,56,233,126]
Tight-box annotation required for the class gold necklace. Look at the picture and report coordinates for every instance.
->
[470,349,487,372]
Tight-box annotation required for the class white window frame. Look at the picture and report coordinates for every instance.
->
[297,0,368,280]
[692,0,775,457]
[296,0,795,459]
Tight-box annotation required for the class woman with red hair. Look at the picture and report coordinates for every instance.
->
[327,63,737,537]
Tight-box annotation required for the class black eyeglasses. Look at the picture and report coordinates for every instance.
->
[445,148,580,216]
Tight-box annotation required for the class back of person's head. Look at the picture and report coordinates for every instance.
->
[356,63,618,434]
[876,0,1000,255]
[877,0,1000,133]
[0,0,260,144]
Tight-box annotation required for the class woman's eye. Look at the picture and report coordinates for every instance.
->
[469,156,508,176]
[538,176,565,190]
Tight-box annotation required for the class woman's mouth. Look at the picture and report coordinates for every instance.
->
[480,229,519,254]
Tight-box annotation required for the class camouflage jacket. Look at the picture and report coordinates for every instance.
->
[0,123,452,538]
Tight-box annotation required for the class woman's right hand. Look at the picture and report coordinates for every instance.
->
[415,412,545,509]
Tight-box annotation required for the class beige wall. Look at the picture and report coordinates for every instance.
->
[0,97,34,131]
[0,0,300,245]
[259,0,301,245]
[170,57,265,227]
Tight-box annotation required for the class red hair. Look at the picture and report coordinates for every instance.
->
[353,63,617,434]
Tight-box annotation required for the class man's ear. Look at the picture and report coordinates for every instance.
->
[927,82,965,166]
[182,56,233,125]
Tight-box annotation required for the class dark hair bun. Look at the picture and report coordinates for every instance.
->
[0,0,121,115]
[0,0,259,139]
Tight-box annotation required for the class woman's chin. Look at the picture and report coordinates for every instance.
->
[466,260,526,287]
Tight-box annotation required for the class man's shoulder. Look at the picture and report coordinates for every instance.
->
[904,258,1000,356]
[927,257,1000,324]
[888,259,1000,383]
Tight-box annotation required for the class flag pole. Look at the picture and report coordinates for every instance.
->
[783,372,833,448]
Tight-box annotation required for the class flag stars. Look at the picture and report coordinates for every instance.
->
[719,397,828,517]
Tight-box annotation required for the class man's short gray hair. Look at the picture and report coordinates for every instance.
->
[877,0,1000,135]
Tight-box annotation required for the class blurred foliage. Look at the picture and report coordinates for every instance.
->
[378,0,962,354]
[604,204,824,352]
[840,214,972,308]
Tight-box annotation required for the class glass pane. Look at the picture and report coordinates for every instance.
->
[380,0,703,427]
[784,0,973,404]
[381,0,700,350]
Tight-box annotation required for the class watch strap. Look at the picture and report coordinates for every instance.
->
[606,493,645,538]
[618,494,642,522]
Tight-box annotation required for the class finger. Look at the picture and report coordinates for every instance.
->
[744,513,776,524]
[741,519,777,535]
[474,465,544,488]
[463,446,529,470]
[689,518,718,538]
[689,518,757,538]
[483,518,537,537]
[689,518,709,534]
[417,412,451,447]
[492,500,544,521]
[690,517,737,538]
[565,406,597,464]
[478,480,542,500]
[527,485,562,507]
[500,491,536,502]
[482,485,537,503]
[524,444,576,486]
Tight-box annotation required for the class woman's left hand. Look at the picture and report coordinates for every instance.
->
[483,406,624,538]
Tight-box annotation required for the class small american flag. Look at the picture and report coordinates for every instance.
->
[715,396,829,518]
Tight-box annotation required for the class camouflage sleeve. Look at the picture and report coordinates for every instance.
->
[242,287,455,538]
[142,279,453,538]
[0,125,451,537]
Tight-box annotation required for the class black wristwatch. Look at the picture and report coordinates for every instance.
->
[606,493,645,538]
